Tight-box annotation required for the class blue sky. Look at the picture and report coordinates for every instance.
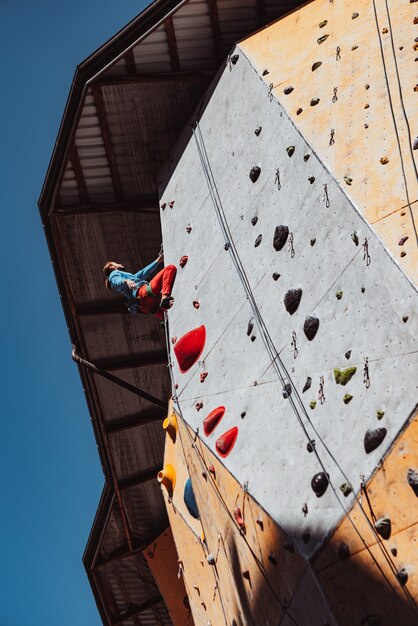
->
[0,2,146,624]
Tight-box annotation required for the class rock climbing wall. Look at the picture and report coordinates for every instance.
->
[157,1,418,622]
[240,0,418,284]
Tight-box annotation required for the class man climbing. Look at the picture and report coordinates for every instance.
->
[103,250,177,319]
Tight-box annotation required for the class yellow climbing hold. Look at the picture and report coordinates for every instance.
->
[163,411,178,443]
[157,464,176,496]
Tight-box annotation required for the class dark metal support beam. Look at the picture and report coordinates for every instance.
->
[92,70,215,87]
[91,85,125,203]
[54,196,159,216]
[93,350,167,371]
[69,144,89,205]
[72,345,168,409]
[125,49,138,77]
[164,16,181,72]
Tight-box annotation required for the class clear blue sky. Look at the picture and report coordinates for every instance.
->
[0,2,146,624]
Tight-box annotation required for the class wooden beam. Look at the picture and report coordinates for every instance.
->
[93,350,167,371]
[125,49,138,77]
[111,596,163,626]
[256,0,266,27]
[118,465,163,491]
[207,0,223,64]
[75,300,130,316]
[164,16,181,72]
[106,406,166,433]
[92,70,215,87]
[69,144,89,205]
[54,197,159,216]
[90,85,124,202]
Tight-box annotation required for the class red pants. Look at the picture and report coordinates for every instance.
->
[136,264,177,318]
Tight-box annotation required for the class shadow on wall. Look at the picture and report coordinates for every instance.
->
[222,524,418,626]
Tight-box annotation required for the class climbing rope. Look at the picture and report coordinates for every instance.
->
[192,121,418,615]
[371,0,418,245]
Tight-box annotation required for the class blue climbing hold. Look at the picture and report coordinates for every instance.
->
[184,478,200,519]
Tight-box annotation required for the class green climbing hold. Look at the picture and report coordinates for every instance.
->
[343,394,353,404]
[334,367,357,385]
[319,20,328,28]
[336,291,343,300]
[377,410,385,420]
[340,483,353,497]
[317,34,329,44]
[312,61,322,71]
[309,400,317,410]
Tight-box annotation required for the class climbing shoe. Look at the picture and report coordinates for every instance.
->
[160,295,174,310]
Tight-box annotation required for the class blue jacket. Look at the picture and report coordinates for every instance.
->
[109,260,159,312]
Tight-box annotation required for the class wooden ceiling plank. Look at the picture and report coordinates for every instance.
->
[207,0,223,63]
[69,144,90,205]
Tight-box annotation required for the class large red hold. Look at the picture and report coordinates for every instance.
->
[216,427,238,458]
[203,407,225,436]
[174,325,206,373]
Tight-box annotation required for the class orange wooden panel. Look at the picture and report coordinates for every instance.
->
[240,0,418,284]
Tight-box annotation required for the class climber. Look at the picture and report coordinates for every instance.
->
[103,250,177,319]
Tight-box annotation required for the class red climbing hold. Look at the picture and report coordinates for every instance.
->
[234,507,245,529]
[216,427,238,457]
[208,464,216,476]
[174,326,206,373]
[160,203,167,210]
[171,336,177,344]
[168,200,175,208]
[195,402,204,411]
[203,407,225,436]
[179,255,188,268]
[200,372,208,383]
[193,300,200,309]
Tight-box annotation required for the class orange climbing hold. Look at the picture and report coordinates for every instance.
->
[203,406,225,436]
[174,325,206,373]
[216,427,238,457]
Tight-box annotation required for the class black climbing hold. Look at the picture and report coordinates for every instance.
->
[282,383,292,398]
[302,533,311,544]
[319,20,328,28]
[413,137,418,150]
[310,237,316,246]
[312,61,322,71]
[251,216,258,226]
[364,428,387,453]
[338,543,350,560]
[247,319,254,336]
[286,145,295,157]
[402,316,409,323]
[407,469,418,496]
[207,553,215,565]
[340,483,353,497]
[251,335,256,342]
[304,153,310,161]
[254,234,262,247]
[284,288,302,315]
[224,242,231,251]
[249,166,261,183]
[375,517,391,540]
[241,412,246,419]
[307,440,315,453]
[343,394,353,404]
[311,472,329,497]
[284,542,294,552]
[361,286,366,293]
[397,568,408,586]
[268,554,277,565]
[345,350,352,360]
[310,98,320,106]
[308,176,315,184]
[352,12,359,19]
[317,34,329,44]
[231,54,239,65]
[254,126,262,136]
[262,69,269,76]
[273,225,289,251]
[302,376,312,393]
[391,547,397,557]
[351,232,359,245]
[303,316,319,341]
[272,272,281,281]
[297,107,303,115]
[284,86,294,95]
